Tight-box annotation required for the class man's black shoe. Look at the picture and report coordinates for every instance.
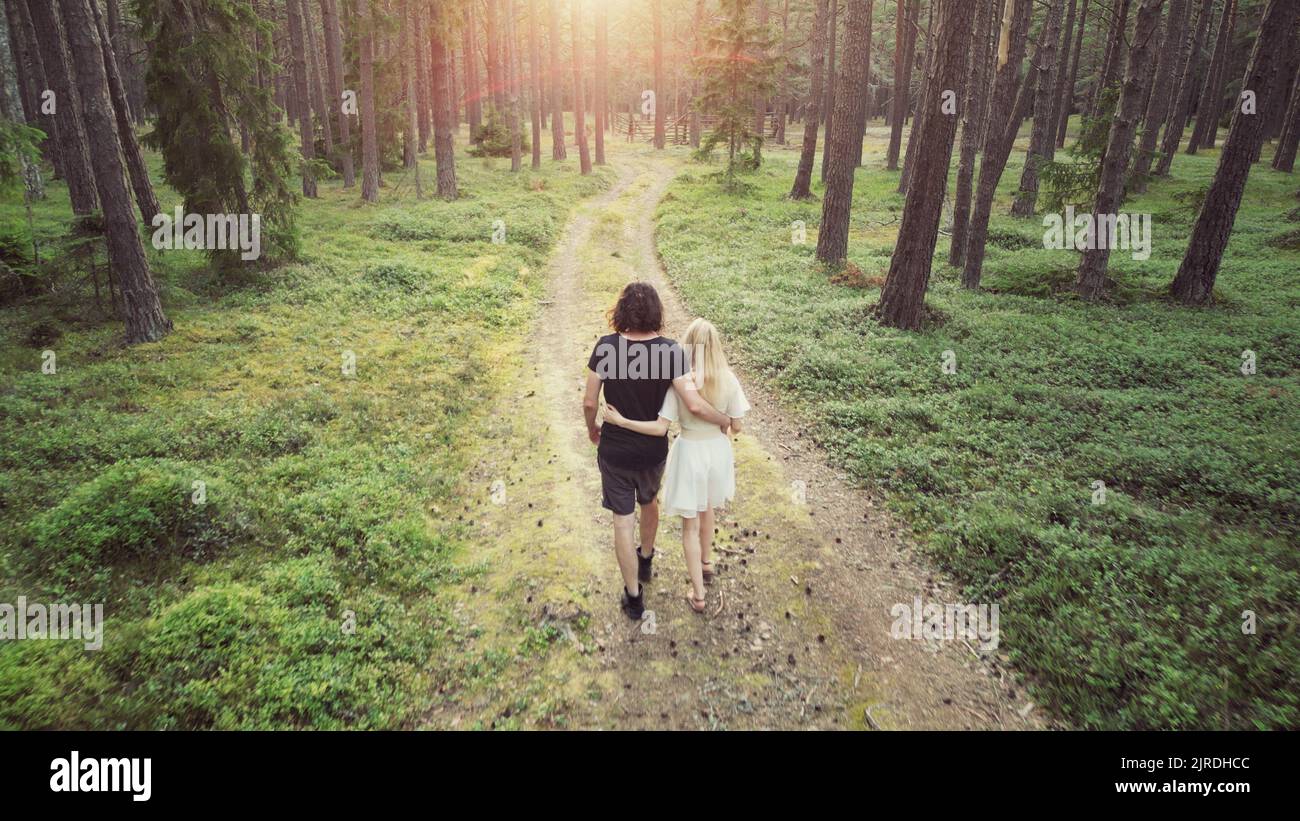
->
[622,584,645,620]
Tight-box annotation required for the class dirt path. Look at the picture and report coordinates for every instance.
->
[425,148,1041,730]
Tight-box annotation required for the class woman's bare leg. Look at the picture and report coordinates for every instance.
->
[699,508,715,568]
[681,515,706,602]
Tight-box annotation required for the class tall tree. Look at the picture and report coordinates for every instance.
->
[1155,0,1214,174]
[571,0,591,172]
[689,0,707,148]
[886,0,907,169]
[463,0,483,141]
[949,0,996,268]
[1075,0,1166,300]
[414,0,431,152]
[897,0,930,191]
[25,0,97,215]
[653,0,666,149]
[431,3,459,198]
[1171,0,1296,302]
[1128,0,1187,190]
[1188,0,1236,153]
[776,0,790,144]
[402,0,423,194]
[1089,0,1132,120]
[358,0,380,202]
[959,0,1034,289]
[790,0,830,198]
[485,0,505,114]
[820,0,838,181]
[852,0,873,166]
[815,0,872,263]
[90,0,157,222]
[548,0,566,159]
[286,0,317,197]
[58,0,170,343]
[320,0,354,187]
[1010,0,1065,216]
[1274,63,1300,172]
[594,2,607,164]
[877,0,978,329]
[528,0,544,169]
[507,0,523,172]
[1053,0,1084,147]
[303,0,334,162]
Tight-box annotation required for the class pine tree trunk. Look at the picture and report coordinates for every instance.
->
[852,0,873,166]
[485,0,504,115]
[1053,0,1083,147]
[949,0,996,268]
[652,0,666,149]
[463,2,483,141]
[897,0,930,192]
[529,0,544,169]
[1188,0,1235,153]
[90,0,157,223]
[777,0,791,144]
[26,0,97,215]
[815,0,872,264]
[1010,0,1064,216]
[1129,0,1187,190]
[595,2,607,163]
[358,0,380,202]
[791,0,831,198]
[414,1,431,153]
[820,0,839,181]
[303,0,334,160]
[402,0,423,194]
[1273,64,1300,171]
[1172,0,1296,302]
[1155,0,1213,174]
[959,0,1034,289]
[886,0,907,169]
[548,0,567,159]
[571,0,591,172]
[321,0,354,187]
[431,6,459,199]
[506,0,523,172]
[1075,0,1165,300]
[690,0,706,148]
[58,0,170,344]
[878,0,979,330]
[1089,0,1131,120]
[286,0,317,197]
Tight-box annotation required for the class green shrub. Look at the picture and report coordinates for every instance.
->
[26,458,250,593]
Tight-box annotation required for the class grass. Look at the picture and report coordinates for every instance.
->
[0,142,613,728]
[655,120,1300,729]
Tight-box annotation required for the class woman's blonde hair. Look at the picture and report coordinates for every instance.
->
[682,318,730,408]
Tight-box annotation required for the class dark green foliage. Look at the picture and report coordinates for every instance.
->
[467,110,531,158]
[135,0,299,267]
[1040,87,1120,211]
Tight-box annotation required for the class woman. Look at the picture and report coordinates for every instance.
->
[603,318,749,613]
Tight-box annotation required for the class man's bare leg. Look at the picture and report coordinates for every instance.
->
[639,498,659,558]
[613,513,640,594]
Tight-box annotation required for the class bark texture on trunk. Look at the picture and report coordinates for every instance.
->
[1155,0,1214,175]
[286,0,317,196]
[90,0,157,222]
[886,0,908,169]
[790,0,831,198]
[1075,0,1166,300]
[820,0,839,181]
[431,6,459,199]
[1053,0,1084,147]
[1172,0,1297,302]
[1010,0,1065,216]
[529,0,544,169]
[1129,0,1187,190]
[815,0,872,264]
[321,0,354,187]
[1188,0,1236,153]
[59,0,170,344]
[572,0,591,172]
[878,0,978,330]
[959,0,1034,289]
[464,1,483,141]
[1274,63,1300,171]
[548,0,567,159]
[358,0,380,202]
[950,0,996,268]
[26,0,98,214]
[595,3,607,164]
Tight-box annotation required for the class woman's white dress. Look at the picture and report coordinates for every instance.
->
[658,370,750,518]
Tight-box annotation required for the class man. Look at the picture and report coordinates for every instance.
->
[583,283,733,619]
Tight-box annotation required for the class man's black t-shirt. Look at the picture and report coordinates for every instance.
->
[588,333,688,470]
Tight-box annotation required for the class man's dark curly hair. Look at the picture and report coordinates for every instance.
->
[608,282,664,334]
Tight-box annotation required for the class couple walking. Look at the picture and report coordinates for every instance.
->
[582,283,749,618]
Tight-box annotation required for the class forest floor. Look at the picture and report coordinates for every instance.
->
[422,145,1039,730]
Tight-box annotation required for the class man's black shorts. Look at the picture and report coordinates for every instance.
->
[597,456,666,515]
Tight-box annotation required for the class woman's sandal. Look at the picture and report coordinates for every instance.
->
[701,560,716,585]
[686,592,708,614]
